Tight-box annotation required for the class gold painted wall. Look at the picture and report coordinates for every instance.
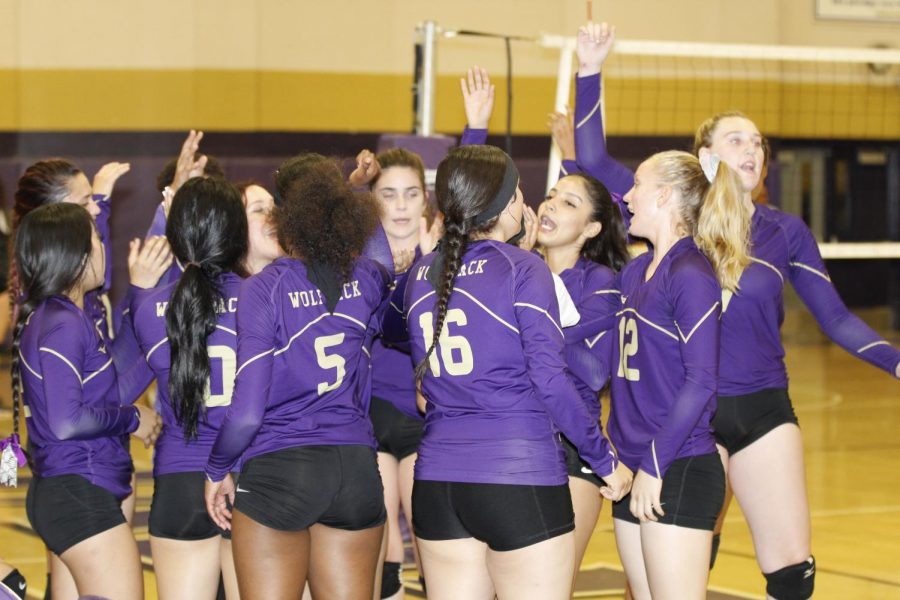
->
[0,0,897,137]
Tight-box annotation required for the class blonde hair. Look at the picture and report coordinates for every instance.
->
[648,151,751,291]
[692,110,749,155]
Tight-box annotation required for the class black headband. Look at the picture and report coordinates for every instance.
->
[472,155,519,226]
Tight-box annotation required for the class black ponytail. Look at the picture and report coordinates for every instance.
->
[11,203,94,440]
[572,174,630,272]
[165,178,247,439]
[415,145,511,382]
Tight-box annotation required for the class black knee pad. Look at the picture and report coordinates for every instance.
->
[1,569,27,600]
[380,561,402,598]
[709,533,721,570]
[764,556,815,600]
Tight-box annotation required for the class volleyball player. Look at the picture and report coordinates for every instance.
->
[11,158,153,600]
[386,145,631,599]
[358,148,431,600]
[204,160,390,599]
[608,151,750,599]
[130,177,246,600]
[14,203,161,599]
[579,22,900,598]
[535,173,630,576]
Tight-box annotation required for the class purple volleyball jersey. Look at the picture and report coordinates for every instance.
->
[130,272,244,477]
[558,258,619,420]
[205,257,391,482]
[719,204,900,394]
[399,240,617,486]
[608,238,720,479]
[19,297,139,499]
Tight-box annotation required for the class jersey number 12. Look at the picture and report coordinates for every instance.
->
[617,316,640,382]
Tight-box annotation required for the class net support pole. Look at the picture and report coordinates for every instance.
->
[416,20,439,136]
[546,37,576,194]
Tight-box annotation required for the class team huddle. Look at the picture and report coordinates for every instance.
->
[2,21,898,600]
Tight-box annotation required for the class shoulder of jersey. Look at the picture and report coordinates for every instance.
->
[580,260,617,288]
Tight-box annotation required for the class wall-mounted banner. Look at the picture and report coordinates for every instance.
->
[816,0,900,22]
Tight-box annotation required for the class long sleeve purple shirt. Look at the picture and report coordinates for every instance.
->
[720,204,900,394]
[130,273,243,476]
[205,257,391,482]
[608,238,721,479]
[20,297,139,499]
[400,241,618,486]
[558,258,619,420]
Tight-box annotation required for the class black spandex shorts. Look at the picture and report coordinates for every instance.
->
[612,453,725,531]
[26,474,127,555]
[369,396,423,461]
[713,388,799,456]
[413,480,575,552]
[234,445,386,532]
[150,471,234,541]
[563,437,605,489]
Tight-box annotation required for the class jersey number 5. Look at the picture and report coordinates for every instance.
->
[617,316,640,382]
[315,333,347,395]
[419,308,474,377]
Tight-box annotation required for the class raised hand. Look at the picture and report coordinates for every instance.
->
[170,130,208,194]
[418,213,444,255]
[548,110,576,161]
[349,149,380,188]
[128,236,174,289]
[577,21,616,77]
[460,66,495,129]
[92,162,131,198]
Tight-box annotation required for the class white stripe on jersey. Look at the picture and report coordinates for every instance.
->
[18,351,43,380]
[789,261,831,282]
[514,302,564,337]
[584,329,608,349]
[332,312,366,330]
[577,97,602,129]
[591,289,621,296]
[615,308,679,341]
[651,439,662,479]
[457,289,519,334]
[146,337,169,361]
[361,346,371,358]
[236,348,275,377]
[749,257,784,282]
[82,358,113,385]
[407,291,437,317]
[857,340,890,354]
[674,302,720,344]
[38,347,83,384]
[216,324,237,336]
[274,313,329,356]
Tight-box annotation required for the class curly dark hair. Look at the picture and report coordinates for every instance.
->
[276,162,380,282]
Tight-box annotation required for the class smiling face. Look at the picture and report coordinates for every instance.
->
[537,176,601,250]
[702,116,764,193]
[373,166,426,246]
[62,172,100,219]
[623,160,666,240]
[242,184,282,274]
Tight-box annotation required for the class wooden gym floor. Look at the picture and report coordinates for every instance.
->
[1,307,898,599]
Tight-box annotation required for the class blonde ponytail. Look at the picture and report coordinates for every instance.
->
[695,161,751,292]
[647,151,750,292]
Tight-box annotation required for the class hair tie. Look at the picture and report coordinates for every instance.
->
[700,153,721,184]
